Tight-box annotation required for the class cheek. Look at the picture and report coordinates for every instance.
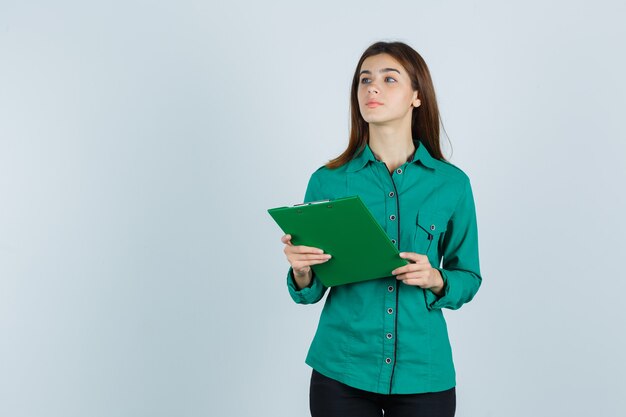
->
[385,92,410,108]
[401,88,416,102]
[357,86,366,98]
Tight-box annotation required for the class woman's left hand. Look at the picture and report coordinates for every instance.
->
[391,252,445,296]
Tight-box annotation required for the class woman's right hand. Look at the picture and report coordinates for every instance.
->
[281,234,331,286]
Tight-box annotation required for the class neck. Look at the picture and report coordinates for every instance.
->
[368,124,415,172]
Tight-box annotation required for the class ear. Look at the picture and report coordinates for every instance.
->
[412,91,421,108]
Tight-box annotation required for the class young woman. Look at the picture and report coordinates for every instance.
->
[281,41,482,417]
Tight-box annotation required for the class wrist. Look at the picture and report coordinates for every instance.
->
[430,268,445,296]
[292,268,313,290]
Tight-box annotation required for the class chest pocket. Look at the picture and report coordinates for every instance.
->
[415,210,449,262]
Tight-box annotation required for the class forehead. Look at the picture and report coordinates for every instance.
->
[360,53,406,74]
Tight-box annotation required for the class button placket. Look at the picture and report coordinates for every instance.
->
[382,277,397,379]
[386,189,397,247]
[380,161,400,391]
[383,278,397,382]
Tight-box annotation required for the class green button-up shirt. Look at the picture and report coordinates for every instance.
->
[286,138,482,395]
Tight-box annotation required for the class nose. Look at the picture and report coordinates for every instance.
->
[367,84,379,94]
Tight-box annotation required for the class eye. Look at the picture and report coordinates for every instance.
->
[360,76,397,84]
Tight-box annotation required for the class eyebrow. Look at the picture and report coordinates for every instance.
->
[359,68,401,76]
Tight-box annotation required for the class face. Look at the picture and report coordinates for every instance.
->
[357,53,421,126]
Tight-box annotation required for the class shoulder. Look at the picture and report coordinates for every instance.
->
[428,159,474,210]
[309,163,348,182]
[305,164,350,201]
[431,158,471,186]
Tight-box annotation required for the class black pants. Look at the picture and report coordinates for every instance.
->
[309,369,456,417]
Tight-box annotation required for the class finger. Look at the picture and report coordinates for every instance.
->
[391,262,430,275]
[399,252,427,263]
[391,262,428,276]
[307,258,332,266]
[397,271,427,283]
[391,265,412,275]
[396,270,428,282]
[285,246,326,257]
[293,253,332,262]
[292,245,325,254]
[286,249,331,261]
[399,277,425,287]
[281,234,293,246]
[293,257,332,269]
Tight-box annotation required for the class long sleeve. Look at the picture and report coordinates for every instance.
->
[425,178,482,310]
[286,170,329,304]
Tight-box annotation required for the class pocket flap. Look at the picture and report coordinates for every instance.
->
[416,210,449,234]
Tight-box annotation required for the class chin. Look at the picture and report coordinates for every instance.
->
[365,117,390,125]
[361,113,383,123]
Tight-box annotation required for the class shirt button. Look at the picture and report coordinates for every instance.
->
[396,168,403,174]
[385,358,392,364]
[430,224,436,231]
[388,285,394,292]
[389,215,396,221]
[391,239,396,245]
[387,308,393,314]
[386,333,393,339]
[388,191,395,197]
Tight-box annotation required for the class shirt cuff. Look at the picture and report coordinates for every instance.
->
[286,267,323,304]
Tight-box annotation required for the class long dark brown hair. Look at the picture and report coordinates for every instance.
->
[326,41,448,169]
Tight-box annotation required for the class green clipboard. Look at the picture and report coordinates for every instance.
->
[268,195,408,287]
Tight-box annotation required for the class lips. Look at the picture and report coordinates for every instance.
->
[366,101,383,108]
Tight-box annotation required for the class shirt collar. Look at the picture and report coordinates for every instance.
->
[346,138,438,173]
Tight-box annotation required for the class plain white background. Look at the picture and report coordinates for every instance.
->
[1,1,625,416]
